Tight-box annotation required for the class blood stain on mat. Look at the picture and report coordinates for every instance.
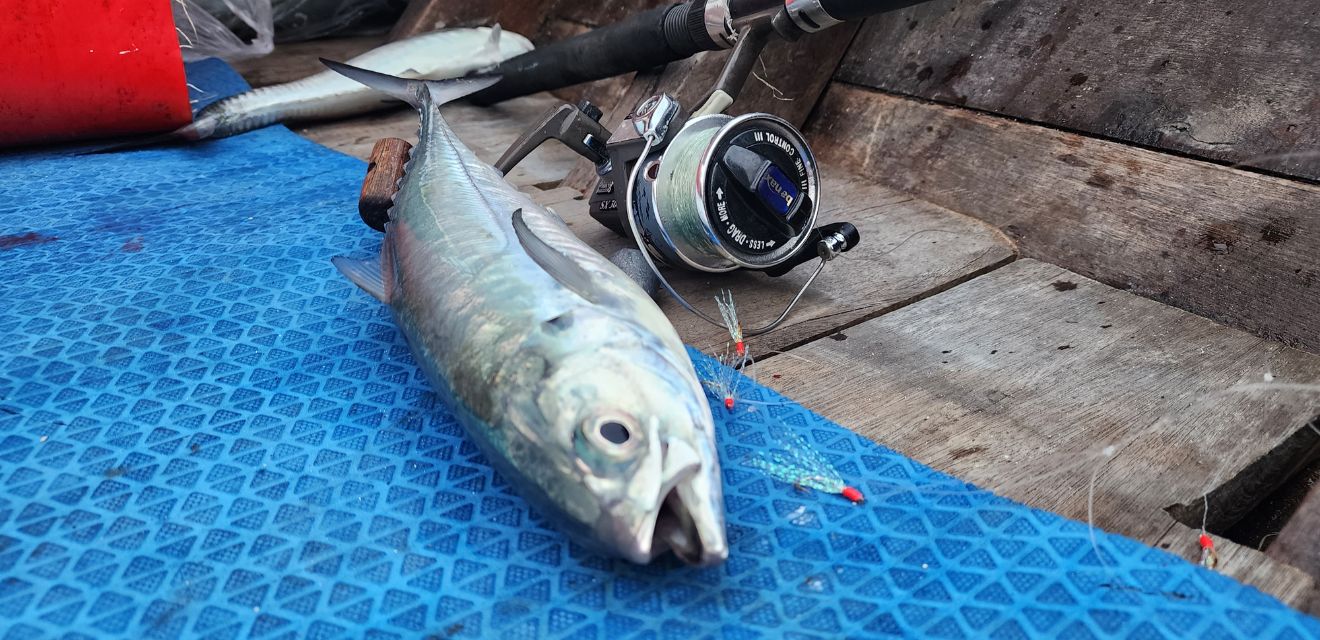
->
[0,232,57,250]
[122,236,145,252]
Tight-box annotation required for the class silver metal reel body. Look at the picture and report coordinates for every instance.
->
[629,112,821,274]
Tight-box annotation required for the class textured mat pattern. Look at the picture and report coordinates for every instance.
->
[0,61,1316,640]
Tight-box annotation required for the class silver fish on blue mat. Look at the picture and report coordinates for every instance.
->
[323,60,728,565]
[97,27,531,151]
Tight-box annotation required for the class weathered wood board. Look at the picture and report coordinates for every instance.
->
[764,258,1320,605]
[553,0,669,28]
[231,36,384,89]
[543,172,1015,355]
[388,0,556,41]
[837,0,1320,181]
[808,83,1320,355]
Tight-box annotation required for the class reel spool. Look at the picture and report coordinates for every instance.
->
[630,111,820,273]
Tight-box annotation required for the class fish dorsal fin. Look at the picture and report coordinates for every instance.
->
[332,236,396,303]
[512,208,602,305]
[485,24,503,55]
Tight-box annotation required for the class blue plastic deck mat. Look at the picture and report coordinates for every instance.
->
[0,60,1317,640]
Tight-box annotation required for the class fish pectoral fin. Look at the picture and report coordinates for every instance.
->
[332,255,390,303]
[512,208,601,305]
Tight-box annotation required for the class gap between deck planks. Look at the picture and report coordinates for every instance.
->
[763,258,1320,607]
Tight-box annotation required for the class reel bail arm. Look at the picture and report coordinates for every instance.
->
[494,101,611,175]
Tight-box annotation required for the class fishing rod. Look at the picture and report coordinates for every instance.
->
[486,0,936,335]
[468,0,934,106]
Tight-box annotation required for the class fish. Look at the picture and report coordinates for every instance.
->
[93,26,531,151]
[322,60,729,565]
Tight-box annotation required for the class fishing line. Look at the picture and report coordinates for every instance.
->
[752,56,793,102]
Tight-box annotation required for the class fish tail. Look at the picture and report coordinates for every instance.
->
[319,58,502,110]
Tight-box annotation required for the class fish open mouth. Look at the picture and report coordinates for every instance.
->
[604,441,728,566]
[654,487,707,565]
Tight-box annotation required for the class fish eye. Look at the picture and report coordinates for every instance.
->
[598,421,631,445]
[582,416,640,454]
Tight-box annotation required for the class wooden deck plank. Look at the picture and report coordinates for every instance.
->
[807,83,1320,355]
[763,258,1320,605]
[836,0,1320,181]
[545,172,1015,355]
[388,0,554,41]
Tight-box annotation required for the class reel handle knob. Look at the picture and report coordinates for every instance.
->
[819,221,861,258]
[760,222,860,277]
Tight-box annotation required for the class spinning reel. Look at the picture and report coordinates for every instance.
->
[495,4,868,335]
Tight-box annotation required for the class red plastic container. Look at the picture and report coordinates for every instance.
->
[0,0,192,148]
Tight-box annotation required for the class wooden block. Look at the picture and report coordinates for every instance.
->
[359,138,413,231]
[836,0,1320,180]
[550,169,1015,355]
[764,258,1320,605]
[807,83,1320,355]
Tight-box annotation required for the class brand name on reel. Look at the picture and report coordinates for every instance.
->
[758,166,798,215]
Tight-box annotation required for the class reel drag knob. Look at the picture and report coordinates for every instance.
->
[717,144,802,245]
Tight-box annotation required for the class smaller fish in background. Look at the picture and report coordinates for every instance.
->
[95,26,531,151]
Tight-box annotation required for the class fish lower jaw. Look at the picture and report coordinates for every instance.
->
[609,484,728,567]
[653,489,727,567]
